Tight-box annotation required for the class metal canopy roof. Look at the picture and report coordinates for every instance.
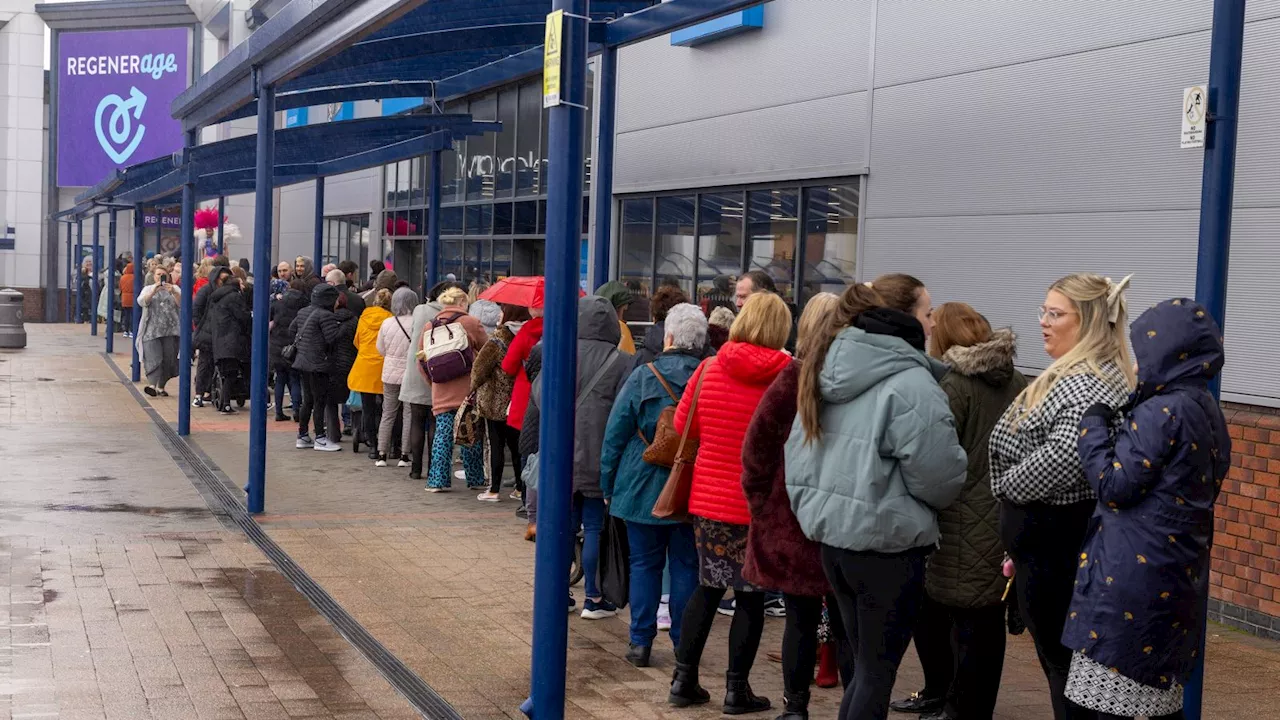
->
[172,0,765,131]
[35,0,199,30]
[70,114,497,213]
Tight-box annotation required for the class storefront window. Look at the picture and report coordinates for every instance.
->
[441,239,463,281]
[697,192,743,314]
[493,238,513,279]
[747,189,799,303]
[516,82,541,197]
[801,184,859,303]
[439,206,463,236]
[466,93,497,201]
[513,201,537,235]
[464,238,492,285]
[496,87,517,199]
[619,198,654,299]
[655,195,695,296]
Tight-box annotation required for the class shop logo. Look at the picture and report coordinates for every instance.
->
[94,87,147,164]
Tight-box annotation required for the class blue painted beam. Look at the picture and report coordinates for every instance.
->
[314,176,325,276]
[220,81,437,122]
[247,83,276,514]
[669,4,762,47]
[65,223,73,323]
[106,209,117,353]
[132,204,144,382]
[426,148,440,288]
[177,135,197,437]
[591,46,617,288]
[91,214,100,337]
[604,0,765,47]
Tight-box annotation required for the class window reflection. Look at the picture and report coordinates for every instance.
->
[697,192,743,315]
[747,189,799,303]
[656,196,695,296]
[801,184,859,304]
[619,198,654,300]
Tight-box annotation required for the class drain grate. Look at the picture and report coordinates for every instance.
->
[103,354,462,720]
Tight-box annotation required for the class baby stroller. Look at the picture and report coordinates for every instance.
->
[210,361,250,412]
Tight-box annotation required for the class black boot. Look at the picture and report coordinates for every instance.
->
[668,661,710,708]
[625,643,651,668]
[723,672,771,715]
[774,690,809,720]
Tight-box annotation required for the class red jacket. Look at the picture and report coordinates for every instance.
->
[503,316,544,429]
[674,341,791,526]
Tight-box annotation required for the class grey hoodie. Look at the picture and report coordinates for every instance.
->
[784,324,967,553]
[398,300,444,405]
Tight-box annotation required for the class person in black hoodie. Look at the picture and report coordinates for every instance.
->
[328,293,361,442]
[290,283,343,451]
[192,266,233,407]
[270,279,309,422]
[208,273,253,413]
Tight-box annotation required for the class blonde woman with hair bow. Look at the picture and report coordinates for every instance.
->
[990,273,1136,720]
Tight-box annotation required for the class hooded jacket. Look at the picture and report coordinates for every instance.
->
[785,309,967,553]
[1063,299,1231,690]
[329,305,360,399]
[377,312,415,387]
[398,301,443,406]
[347,305,393,394]
[426,307,488,415]
[289,284,341,374]
[741,360,831,597]
[295,257,321,295]
[209,282,252,364]
[193,267,231,350]
[600,349,703,526]
[268,289,308,370]
[522,296,632,499]
[674,339,791,526]
[926,329,1028,608]
[119,264,135,309]
[502,316,544,429]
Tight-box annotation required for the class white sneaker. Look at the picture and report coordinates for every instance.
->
[477,492,501,502]
[397,457,410,468]
[313,438,342,452]
[454,469,466,481]
[295,435,314,449]
[657,602,672,632]
[375,458,388,468]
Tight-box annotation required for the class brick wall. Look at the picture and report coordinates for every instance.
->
[1209,402,1280,639]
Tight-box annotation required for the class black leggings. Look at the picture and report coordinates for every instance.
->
[675,586,765,675]
[360,392,381,446]
[195,348,214,396]
[408,403,436,476]
[782,593,852,696]
[299,371,337,441]
[486,419,523,494]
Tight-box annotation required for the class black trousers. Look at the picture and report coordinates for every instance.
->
[782,593,853,697]
[822,545,928,720]
[1000,501,1099,720]
[216,358,243,409]
[676,586,765,676]
[485,419,523,494]
[299,371,338,441]
[911,593,1007,720]
[408,403,436,476]
[360,392,382,447]
[195,348,214,395]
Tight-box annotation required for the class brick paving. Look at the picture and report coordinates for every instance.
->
[7,324,1280,719]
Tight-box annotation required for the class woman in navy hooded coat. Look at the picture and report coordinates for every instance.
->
[1062,299,1231,719]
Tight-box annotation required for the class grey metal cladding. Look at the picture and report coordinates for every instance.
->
[873,0,1280,90]
[614,0,872,135]
[614,91,868,194]
[867,30,1211,220]
[862,210,1197,373]
[1231,17,1280,209]
[1219,208,1280,404]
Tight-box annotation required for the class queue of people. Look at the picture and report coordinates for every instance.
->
[121,253,1228,720]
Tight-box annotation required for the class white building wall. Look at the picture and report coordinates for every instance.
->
[0,5,47,290]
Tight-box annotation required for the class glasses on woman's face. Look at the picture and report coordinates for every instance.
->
[1038,306,1077,324]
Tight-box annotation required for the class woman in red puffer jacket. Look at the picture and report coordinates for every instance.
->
[668,292,792,716]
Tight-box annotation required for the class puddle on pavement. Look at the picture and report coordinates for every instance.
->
[78,475,114,482]
[41,502,209,520]
[35,377,55,382]
[42,589,58,604]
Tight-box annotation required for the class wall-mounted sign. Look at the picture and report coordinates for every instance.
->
[56,28,190,187]
[671,5,764,47]
[543,10,564,108]
[1181,85,1207,149]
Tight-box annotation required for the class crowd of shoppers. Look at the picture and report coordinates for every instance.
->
[118,253,1228,720]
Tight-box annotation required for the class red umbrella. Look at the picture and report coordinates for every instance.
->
[479,276,584,309]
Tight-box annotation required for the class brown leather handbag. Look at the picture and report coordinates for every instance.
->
[651,361,710,522]
[639,363,684,467]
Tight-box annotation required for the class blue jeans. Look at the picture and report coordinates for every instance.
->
[273,366,302,414]
[627,521,697,648]
[570,494,607,600]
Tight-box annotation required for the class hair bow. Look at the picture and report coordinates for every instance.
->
[1105,274,1134,324]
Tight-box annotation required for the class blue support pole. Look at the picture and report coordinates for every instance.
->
[590,45,617,288]
[1186,2,1246,718]
[155,212,163,256]
[313,176,325,276]
[91,214,100,337]
[217,196,226,255]
[75,220,83,323]
[426,148,441,289]
[132,205,144,381]
[528,2,589,718]
[178,130,198,437]
[247,80,276,515]
[65,223,72,323]
[106,210,117,353]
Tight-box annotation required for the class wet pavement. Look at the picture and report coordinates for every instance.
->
[6,324,1280,719]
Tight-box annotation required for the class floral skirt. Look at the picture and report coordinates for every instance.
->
[692,516,761,592]
[1065,652,1183,717]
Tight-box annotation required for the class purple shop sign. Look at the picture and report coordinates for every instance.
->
[57,28,190,187]
[143,212,182,228]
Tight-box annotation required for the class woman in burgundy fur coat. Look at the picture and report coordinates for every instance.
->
[742,291,860,720]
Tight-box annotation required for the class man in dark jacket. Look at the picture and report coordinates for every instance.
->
[208,276,252,413]
[290,283,342,451]
[269,281,308,421]
[192,266,232,407]
[522,295,633,619]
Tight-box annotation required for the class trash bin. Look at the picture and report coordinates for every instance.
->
[0,288,26,349]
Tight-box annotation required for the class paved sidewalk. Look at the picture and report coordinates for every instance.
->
[0,326,419,720]
[9,324,1280,719]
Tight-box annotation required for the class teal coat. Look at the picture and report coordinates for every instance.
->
[600,349,703,525]
[785,323,968,553]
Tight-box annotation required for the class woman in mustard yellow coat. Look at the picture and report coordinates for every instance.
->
[348,288,393,454]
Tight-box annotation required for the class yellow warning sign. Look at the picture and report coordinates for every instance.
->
[543,10,564,108]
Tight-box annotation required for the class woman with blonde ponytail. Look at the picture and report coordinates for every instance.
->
[989,273,1136,720]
